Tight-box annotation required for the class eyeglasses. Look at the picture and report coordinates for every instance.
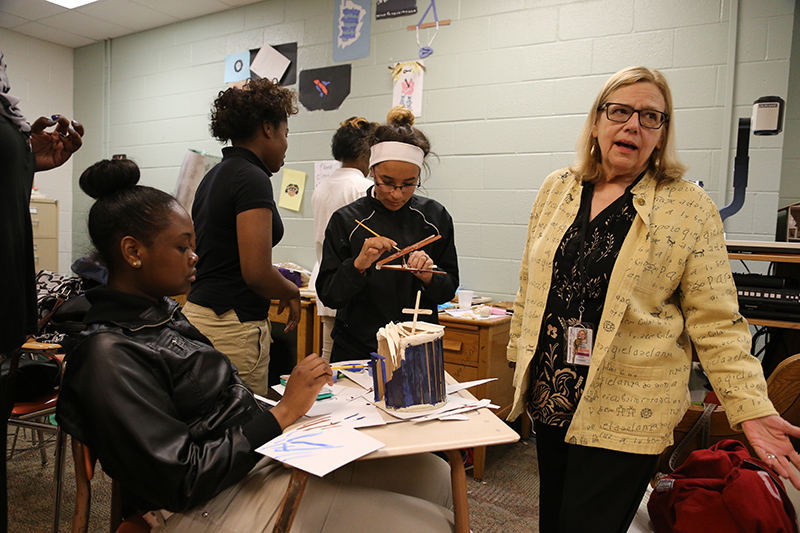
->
[600,103,669,130]
[373,172,420,194]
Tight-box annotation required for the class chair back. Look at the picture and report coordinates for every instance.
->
[70,438,150,533]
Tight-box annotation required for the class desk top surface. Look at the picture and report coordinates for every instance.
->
[358,376,518,459]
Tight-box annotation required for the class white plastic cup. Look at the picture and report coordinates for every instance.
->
[458,289,474,309]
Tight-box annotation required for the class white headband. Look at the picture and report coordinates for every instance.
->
[369,141,425,170]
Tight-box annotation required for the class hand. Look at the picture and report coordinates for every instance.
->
[354,236,396,272]
[741,415,800,489]
[407,250,434,285]
[30,115,84,171]
[277,295,301,333]
[270,354,333,429]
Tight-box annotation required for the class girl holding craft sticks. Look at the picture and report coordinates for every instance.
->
[316,106,459,363]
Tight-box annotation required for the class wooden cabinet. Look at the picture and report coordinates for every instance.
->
[30,197,59,272]
[439,313,515,479]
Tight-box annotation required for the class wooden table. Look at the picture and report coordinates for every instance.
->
[438,313,515,479]
[268,298,517,480]
[275,375,520,533]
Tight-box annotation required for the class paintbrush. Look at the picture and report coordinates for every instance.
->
[354,219,402,253]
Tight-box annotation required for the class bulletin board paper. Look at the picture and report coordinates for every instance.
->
[250,44,291,82]
[278,168,307,211]
[392,60,424,117]
[314,160,341,187]
[333,0,371,62]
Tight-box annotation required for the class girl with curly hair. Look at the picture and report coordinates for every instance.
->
[184,79,300,395]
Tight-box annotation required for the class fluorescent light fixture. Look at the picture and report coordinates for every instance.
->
[44,0,100,8]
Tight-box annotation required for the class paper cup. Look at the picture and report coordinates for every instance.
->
[457,290,474,309]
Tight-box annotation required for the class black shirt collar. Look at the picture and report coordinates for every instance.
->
[221,146,272,177]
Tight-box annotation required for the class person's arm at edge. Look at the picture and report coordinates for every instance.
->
[237,207,300,331]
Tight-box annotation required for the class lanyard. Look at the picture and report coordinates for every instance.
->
[576,182,594,324]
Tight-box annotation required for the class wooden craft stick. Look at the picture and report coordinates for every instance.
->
[379,264,448,275]
[375,234,442,268]
[354,219,402,252]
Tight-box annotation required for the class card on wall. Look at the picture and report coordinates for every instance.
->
[333,0,371,62]
[224,51,250,84]
[224,44,298,88]
[278,168,307,212]
[299,65,352,111]
[376,0,417,19]
[315,160,341,187]
[391,61,424,117]
[250,45,290,82]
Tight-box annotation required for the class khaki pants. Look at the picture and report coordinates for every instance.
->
[157,454,454,533]
[183,302,272,397]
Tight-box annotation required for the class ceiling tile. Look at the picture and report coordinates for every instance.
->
[36,10,133,39]
[0,0,66,20]
[10,21,94,48]
[0,12,30,29]
[128,0,234,20]
[77,0,180,32]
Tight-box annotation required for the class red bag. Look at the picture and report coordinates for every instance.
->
[648,439,798,533]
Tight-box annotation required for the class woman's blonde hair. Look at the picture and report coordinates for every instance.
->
[571,66,686,184]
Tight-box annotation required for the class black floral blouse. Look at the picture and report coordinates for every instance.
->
[527,176,640,428]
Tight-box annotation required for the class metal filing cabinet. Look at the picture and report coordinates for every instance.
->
[30,196,59,272]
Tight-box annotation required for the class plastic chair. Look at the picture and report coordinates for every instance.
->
[71,437,150,533]
[6,341,66,533]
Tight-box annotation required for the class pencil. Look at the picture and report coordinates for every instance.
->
[355,219,402,252]
[331,364,367,370]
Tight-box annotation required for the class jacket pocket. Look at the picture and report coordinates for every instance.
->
[586,359,676,436]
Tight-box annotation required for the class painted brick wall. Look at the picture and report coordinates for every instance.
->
[1,28,74,273]
[68,0,795,300]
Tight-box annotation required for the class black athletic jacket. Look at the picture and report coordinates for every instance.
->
[316,187,459,362]
[56,288,280,512]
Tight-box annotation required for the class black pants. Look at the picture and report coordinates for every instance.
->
[535,421,659,533]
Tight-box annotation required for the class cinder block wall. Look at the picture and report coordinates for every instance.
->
[67,0,795,300]
[780,5,800,210]
[1,28,74,273]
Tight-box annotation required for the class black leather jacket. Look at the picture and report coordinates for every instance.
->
[56,288,281,512]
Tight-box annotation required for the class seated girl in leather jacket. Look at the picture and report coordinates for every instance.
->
[56,158,454,532]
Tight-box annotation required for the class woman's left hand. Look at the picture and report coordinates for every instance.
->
[407,250,434,285]
[30,115,84,171]
[741,415,800,489]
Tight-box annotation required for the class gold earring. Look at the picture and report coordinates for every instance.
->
[132,259,142,268]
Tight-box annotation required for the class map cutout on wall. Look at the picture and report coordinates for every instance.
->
[376,0,417,19]
[333,0,371,62]
[299,65,351,111]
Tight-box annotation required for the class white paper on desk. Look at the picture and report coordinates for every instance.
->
[443,308,493,320]
[412,398,493,423]
[373,395,476,421]
[255,426,384,477]
[335,398,386,429]
[333,359,373,390]
[439,414,470,421]
[446,378,497,395]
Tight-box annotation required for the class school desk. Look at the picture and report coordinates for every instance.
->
[274,374,520,533]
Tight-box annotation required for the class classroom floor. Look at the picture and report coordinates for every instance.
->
[6,427,540,532]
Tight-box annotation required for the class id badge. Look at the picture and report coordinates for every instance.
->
[565,324,594,366]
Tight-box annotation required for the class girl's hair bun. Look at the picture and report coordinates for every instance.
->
[79,159,140,200]
[386,105,415,127]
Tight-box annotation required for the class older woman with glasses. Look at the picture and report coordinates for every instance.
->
[507,66,800,533]
[316,106,459,362]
